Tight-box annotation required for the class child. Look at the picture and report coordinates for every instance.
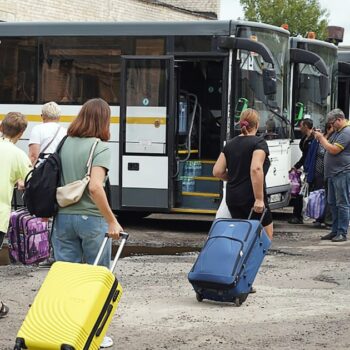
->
[0,112,32,318]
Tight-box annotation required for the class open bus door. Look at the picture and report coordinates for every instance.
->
[119,56,174,213]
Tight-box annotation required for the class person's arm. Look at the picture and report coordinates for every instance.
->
[250,149,266,213]
[28,144,40,165]
[314,131,343,155]
[213,152,229,181]
[88,166,123,239]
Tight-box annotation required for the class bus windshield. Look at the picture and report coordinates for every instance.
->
[236,26,290,138]
[295,43,337,130]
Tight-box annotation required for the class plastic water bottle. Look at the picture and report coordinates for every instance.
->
[184,162,189,176]
[184,161,195,177]
[193,161,202,176]
[187,177,195,192]
[181,176,195,192]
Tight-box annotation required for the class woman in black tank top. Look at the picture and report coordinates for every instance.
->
[213,108,273,239]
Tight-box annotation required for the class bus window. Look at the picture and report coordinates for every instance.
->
[126,60,166,107]
[40,37,122,105]
[135,38,165,55]
[174,36,212,53]
[0,38,38,103]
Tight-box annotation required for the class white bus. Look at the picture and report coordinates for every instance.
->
[289,37,338,165]
[0,21,291,217]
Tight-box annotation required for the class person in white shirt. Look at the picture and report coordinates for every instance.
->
[28,101,67,268]
[28,101,67,165]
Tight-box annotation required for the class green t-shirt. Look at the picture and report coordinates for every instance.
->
[0,138,32,232]
[59,137,111,216]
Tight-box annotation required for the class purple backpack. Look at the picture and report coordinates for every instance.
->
[306,189,326,220]
[289,170,302,196]
[7,209,50,265]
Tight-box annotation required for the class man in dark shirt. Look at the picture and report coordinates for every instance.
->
[288,118,314,224]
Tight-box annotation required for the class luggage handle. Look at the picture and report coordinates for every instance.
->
[248,208,267,237]
[248,208,267,225]
[93,232,129,273]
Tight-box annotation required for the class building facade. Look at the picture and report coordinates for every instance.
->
[0,0,219,22]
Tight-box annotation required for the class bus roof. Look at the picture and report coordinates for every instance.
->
[0,20,289,37]
[290,37,337,52]
[339,50,350,62]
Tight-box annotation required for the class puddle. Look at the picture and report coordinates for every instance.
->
[0,244,200,266]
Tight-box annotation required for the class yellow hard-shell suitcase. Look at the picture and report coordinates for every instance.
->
[14,232,129,350]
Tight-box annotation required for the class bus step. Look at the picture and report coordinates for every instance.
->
[170,208,217,214]
[200,160,216,177]
[182,191,219,198]
[193,176,221,193]
[177,149,199,155]
[180,192,220,210]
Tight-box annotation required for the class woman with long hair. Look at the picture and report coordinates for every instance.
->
[52,98,122,348]
[213,108,273,239]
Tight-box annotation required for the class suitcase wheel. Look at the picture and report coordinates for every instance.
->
[234,294,248,307]
[14,338,26,350]
[196,292,203,302]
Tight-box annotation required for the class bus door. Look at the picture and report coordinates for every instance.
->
[119,56,174,211]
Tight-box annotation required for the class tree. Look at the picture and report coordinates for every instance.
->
[240,0,329,40]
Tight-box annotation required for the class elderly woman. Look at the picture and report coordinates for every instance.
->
[28,101,67,164]
[213,108,273,239]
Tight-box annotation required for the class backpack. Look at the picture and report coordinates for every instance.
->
[24,136,68,218]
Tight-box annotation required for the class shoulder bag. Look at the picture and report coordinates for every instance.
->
[56,139,99,208]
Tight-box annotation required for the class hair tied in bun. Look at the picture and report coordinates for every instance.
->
[240,120,249,128]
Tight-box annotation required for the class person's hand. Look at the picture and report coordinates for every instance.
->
[107,219,123,240]
[17,180,25,190]
[253,199,265,213]
[313,130,323,141]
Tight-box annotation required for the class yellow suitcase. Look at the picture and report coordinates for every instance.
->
[14,232,129,350]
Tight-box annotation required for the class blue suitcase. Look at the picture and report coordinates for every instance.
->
[188,211,271,306]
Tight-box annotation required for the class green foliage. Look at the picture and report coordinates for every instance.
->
[239,0,329,40]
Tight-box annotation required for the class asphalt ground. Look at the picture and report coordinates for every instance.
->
[0,209,349,349]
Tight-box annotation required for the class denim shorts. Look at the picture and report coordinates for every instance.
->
[52,214,111,268]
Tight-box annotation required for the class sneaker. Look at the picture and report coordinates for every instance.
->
[288,217,303,224]
[331,235,347,242]
[321,232,337,240]
[100,336,113,348]
[38,258,55,269]
[0,301,9,318]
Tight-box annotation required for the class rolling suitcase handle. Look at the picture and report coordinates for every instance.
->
[93,232,129,273]
[248,208,267,234]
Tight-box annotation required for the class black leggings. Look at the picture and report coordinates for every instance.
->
[227,202,273,227]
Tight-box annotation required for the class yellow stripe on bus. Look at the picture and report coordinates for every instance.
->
[170,208,217,214]
[126,117,166,125]
[0,115,166,125]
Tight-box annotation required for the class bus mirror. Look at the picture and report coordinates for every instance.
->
[319,75,329,100]
[234,97,249,120]
[263,68,277,96]
[295,102,304,124]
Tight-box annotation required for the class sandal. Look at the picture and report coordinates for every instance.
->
[0,301,9,318]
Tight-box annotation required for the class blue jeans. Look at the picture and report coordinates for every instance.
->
[327,172,350,236]
[52,214,111,268]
